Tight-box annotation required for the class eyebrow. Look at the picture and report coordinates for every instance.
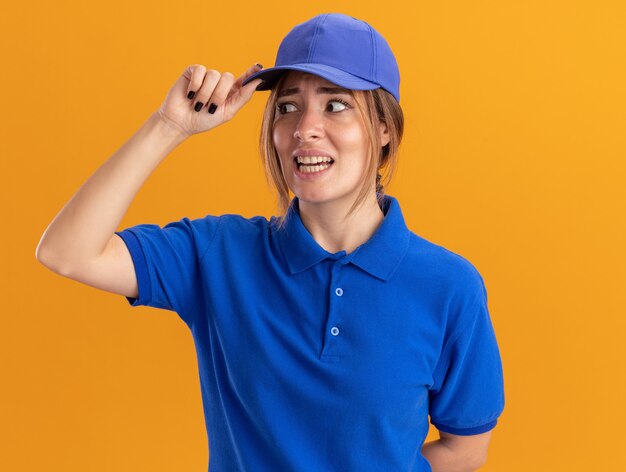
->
[277,86,352,98]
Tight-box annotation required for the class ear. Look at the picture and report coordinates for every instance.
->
[378,120,390,147]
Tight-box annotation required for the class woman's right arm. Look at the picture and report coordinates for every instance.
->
[35,63,263,298]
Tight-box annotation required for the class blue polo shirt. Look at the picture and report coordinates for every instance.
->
[115,195,505,472]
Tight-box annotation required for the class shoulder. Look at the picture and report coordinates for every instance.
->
[404,231,485,296]
[212,213,271,231]
[173,213,275,267]
[401,231,489,338]
[183,212,271,236]
[196,213,281,255]
[153,213,272,257]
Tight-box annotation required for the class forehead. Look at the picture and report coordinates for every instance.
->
[278,70,349,92]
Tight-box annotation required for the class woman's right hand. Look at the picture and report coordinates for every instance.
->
[156,63,264,138]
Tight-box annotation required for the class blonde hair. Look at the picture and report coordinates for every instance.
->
[259,72,404,228]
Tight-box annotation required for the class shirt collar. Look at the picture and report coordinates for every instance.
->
[274,194,411,281]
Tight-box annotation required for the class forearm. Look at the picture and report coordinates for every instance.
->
[422,439,481,472]
[36,111,188,272]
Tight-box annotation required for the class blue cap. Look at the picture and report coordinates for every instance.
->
[242,13,400,103]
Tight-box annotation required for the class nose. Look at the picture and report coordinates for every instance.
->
[293,106,325,142]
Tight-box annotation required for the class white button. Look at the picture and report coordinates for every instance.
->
[335,287,343,296]
[330,326,340,336]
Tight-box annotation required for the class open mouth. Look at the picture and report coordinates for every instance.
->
[294,156,335,174]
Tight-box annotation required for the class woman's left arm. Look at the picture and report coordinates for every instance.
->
[421,430,493,472]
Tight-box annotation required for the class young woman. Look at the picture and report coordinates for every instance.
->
[37,13,505,472]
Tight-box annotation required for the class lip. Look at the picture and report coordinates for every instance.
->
[292,148,335,159]
[292,158,334,180]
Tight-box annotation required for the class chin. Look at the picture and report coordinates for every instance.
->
[295,189,356,207]
[294,191,331,205]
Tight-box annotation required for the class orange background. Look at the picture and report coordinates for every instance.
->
[2,1,625,471]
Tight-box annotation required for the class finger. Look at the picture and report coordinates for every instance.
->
[192,69,221,112]
[236,76,263,104]
[225,62,265,110]
[205,72,236,115]
[184,64,207,100]
[232,63,264,90]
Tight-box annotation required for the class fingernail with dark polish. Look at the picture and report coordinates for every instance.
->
[208,103,217,114]
[194,101,203,112]
[187,91,195,100]
[256,63,263,69]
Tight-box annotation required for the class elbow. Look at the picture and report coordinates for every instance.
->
[35,237,54,266]
[35,245,70,276]
[35,242,48,265]
[35,242,51,267]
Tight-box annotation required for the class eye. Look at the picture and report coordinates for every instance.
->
[327,98,351,112]
[276,102,297,114]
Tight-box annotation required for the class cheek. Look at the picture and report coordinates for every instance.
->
[342,124,366,142]
[336,125,369,163]
[333,116,367,144]
[271,126,279,147]
[272,126,291,170]
[272,122,290,151]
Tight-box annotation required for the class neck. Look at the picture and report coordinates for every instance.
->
[298,192,385,254]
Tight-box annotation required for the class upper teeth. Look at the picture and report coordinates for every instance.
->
[296,156,333,164]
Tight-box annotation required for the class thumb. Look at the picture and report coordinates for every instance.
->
[226,63,265,113]
[238,77,264,102]
[224,76,263,119]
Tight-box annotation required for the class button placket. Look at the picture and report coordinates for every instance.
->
[320,261,346,360]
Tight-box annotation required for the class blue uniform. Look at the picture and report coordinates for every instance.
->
[115,194,505,471]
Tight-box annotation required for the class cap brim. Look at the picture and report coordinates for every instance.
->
[242,63,381,92]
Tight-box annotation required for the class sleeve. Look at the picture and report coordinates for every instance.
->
[428,277,505,435]
[114,215,221,320]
